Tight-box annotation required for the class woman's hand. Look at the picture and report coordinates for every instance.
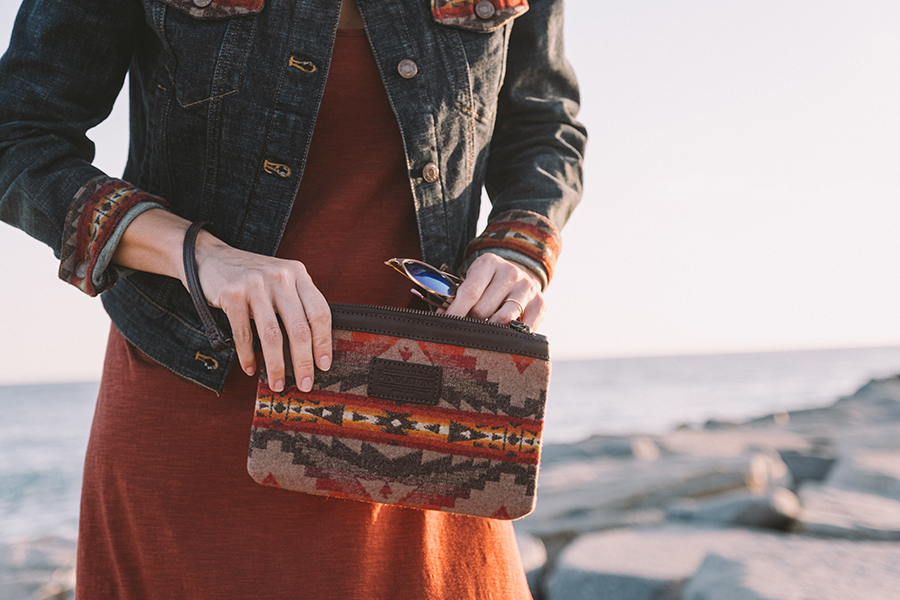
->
[193,231,331,393]
[443,253,546,330]
[110,208,331,393]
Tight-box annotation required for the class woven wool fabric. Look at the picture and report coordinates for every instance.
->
[60,176,169,295]
[248,307,549,520]
[464,209,562,287]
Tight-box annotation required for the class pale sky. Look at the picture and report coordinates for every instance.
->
[1,0,899,384]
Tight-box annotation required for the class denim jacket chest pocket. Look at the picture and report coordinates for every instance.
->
[430,0,528,32]
[147,0,264,107]
[430,0,528,123]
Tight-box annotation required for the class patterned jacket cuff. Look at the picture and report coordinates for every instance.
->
[463,209,561,290]
[59,177,170,296]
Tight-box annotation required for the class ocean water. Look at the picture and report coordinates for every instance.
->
[0,382,97,545]
[2,346,900,544]
[545,346,900,442]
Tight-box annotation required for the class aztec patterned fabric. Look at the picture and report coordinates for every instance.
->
[463,209,562,289]
[248,304,550,520]
[158,0,265,19]
[59,176,169,296]
[431,0,530,32]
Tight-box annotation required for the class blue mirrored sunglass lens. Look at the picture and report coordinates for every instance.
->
[405,263,456,296]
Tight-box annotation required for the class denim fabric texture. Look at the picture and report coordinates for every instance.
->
[0,0,586,392]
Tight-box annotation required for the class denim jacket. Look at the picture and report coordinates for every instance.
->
[0,0,586,392]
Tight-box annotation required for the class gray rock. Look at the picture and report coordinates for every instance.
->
[833,422,900,454]
[741,378,900,433]
[654,428,809,459]
[544,525,757,600]
[34,568,75,600]
[797,377,900,428]
[682,531,900,600]
[682,555,756,600]
[794,484,900,541]
[667,488,799,530]
[745,404,855,430]
[516,508,666,541]
[702,419,740,430]
[515,532,547,599]
[521,450,791,537]
[839,376,900,407]
[0,537,76,600]
[826,450,900,500]
[541,435,660,463]
[777,449,836,486]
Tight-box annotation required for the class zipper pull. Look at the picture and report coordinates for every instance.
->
[509,320,530,333]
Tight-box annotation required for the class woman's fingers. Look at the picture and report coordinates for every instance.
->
[447,255,511,321]
[518,292,546,331]
[274,267,332,393]
[194,240,331,392]
[273,292,313,392]
[217,266,287,391]
[222,300,256,377]
[296,280,333,373]
[487,288,530,324]
[479,276,532,321]
[443,254,496,319]
[244,304,284,392]
[216,268,267,379]
[446,253,545,329]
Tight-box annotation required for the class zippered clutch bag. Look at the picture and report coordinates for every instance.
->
[247,303,550,520]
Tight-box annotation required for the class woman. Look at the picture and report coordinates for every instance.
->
[0,0,585,597]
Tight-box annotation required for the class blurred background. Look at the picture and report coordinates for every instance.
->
[2,0,900,554]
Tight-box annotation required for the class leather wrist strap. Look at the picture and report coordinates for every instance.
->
[183,221,233,352]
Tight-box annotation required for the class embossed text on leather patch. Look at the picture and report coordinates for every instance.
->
[368,358,442,406]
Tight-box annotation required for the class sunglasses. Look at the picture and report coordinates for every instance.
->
[385,258,464,309]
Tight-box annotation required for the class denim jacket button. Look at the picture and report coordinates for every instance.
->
[422,162,440,183]
[475,0,496,19]
[75,260,89,279]
[397,59,418,79]
[193,0,214,7]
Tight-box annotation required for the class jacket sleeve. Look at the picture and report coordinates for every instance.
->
[462,0,586,289]
[0,0,169,297]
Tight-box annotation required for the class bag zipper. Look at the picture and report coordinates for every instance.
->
[330,302,542,338]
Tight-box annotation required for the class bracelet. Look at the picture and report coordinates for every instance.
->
[183,221,233,353]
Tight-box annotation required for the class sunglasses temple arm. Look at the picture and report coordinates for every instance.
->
[410,288,451,310]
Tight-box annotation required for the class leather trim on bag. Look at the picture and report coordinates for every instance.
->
[368,358,443,406]
[329,303,549,360]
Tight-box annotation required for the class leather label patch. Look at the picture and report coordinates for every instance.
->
[368,358,442,406]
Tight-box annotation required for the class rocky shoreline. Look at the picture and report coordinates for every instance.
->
[3,376,900,600]
[515,375,900,599]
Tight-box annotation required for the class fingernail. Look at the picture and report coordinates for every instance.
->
[300,377,312,393]
[273,379,284,392]
[245,366,255,376]
[320,356,331,371]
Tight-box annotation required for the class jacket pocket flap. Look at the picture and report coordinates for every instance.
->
[157,0,264,19]
[431,0,529,33]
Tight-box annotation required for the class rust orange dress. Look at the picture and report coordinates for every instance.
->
[76,29,533,599]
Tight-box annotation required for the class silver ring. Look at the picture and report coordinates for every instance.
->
[503,298,525,316]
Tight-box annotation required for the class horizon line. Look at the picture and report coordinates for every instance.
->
[2,342,899,388]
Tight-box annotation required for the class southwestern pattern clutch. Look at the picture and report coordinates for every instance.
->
[247,303,550,520]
